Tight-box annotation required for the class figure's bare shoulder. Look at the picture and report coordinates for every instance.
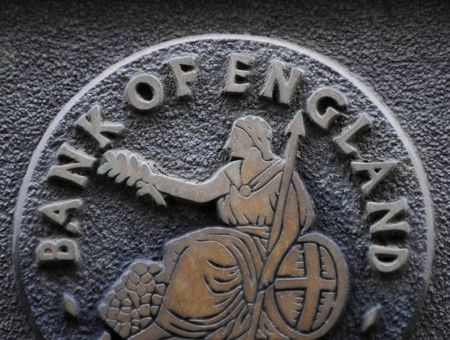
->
[220,160,242,187]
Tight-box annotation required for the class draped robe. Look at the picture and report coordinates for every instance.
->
[131,158,315,339]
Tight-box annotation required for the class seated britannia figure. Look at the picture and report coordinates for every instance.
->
[98,115,315,339]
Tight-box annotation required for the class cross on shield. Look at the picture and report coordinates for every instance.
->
[265,233,349,339]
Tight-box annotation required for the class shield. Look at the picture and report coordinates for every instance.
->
[265,232,349,339]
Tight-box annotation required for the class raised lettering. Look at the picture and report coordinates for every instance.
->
[260,60,303,106]
[306,87,348,129]
[125,74,164,111]
[333,113,372,155]
[39,199,83,225]
[36,239,80,265]
[47,143,96,188]
[367,199,410,235]
[224,53,253,94]
[351,160,398,195]
[76,105,124,148]
[368,244,408,273]
[168,56,198,98]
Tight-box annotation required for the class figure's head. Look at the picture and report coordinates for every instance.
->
[225,115,274,161]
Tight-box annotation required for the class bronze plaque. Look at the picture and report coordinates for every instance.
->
[13,35,433,339]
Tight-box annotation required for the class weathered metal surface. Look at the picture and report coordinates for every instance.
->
[11,35,433,339]
[1,2,449,340]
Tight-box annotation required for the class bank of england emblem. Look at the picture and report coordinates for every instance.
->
[96,113,348,339]
[13,35,433,339]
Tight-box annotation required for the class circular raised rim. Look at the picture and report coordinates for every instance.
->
[12,34,434,338]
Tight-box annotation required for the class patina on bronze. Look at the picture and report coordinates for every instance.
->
[12,35,434,339]
[96,113,349,339]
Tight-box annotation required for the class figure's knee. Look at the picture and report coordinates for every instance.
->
[194,240,238,267]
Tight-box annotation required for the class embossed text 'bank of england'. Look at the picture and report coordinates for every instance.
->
[13,35,433,339]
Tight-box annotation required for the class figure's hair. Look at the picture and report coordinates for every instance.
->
[234,115,273,161]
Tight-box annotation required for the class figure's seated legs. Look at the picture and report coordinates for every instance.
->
[98,227,263,339]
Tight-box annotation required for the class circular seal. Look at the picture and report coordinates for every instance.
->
[13,35,434,339]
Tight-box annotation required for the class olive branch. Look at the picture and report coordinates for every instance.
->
[97,149,167,206]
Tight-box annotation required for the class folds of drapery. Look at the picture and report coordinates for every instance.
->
[154,227,264,339]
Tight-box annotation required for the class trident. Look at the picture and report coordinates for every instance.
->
[247,110,306,338]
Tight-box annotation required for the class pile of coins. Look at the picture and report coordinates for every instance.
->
[98,260,166,338]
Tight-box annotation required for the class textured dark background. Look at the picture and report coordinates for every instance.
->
[0,0,448,339]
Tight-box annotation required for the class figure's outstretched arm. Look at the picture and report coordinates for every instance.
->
[153,169,231,203]
[98,149,238,205]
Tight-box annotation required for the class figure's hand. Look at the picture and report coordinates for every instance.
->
[259,250,281,289]
[98,149,167,206]
[259,270,275,289]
